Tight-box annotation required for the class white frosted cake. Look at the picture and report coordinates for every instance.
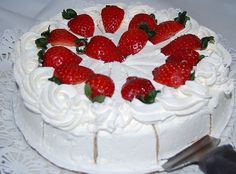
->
[13,3,234,174]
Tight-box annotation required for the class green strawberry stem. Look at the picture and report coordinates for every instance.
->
[201,36,215,50]
[149,13,158,24]
[62,9,77,20]
[37,49,45,65]
[199,55,205,60]
[190,71,195,80]
[174,11,190,26]
[139,23,156,39]
[35,26,51,49]
[139,90,160,104]
[76,38,88,54]
[35,38,48,49]
[41,26,51,38]
[84,84,106,103]
[48,76,61,85]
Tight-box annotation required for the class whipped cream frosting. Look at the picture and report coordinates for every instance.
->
[14,4,233,135]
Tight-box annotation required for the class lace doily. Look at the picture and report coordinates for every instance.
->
[0,27,236,174]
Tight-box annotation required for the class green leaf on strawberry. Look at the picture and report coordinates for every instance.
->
[201,36,215,50]
[48,76,61,85]
[35,38,48,49]
[62,9,77,20]
[139,90,160,104]
[84,84,106,103]
[174,11,190,26]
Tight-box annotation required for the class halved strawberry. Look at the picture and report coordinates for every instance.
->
[50,64,94,85]
[101,5,125,33]
[67,14,95,38]
[150,11,189,45]
[152,62,192,88]
[85,74,115,103]
[161,34,214,56]
[43,46,82,69]
[166,48,203,68]
[118,29,148,58]
[85,35,124,63]
[121,76,159,103]
[128,13,157,31]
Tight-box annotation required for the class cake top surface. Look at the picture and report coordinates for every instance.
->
[14,3,233,135]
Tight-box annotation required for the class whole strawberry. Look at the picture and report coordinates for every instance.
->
[118,29,148,58]
[67,14,95,38]
[152,62,192,88]
[85,35,124,62]
[85,74,115,103]
[150,11,189,45]
[51,64,94,85]
[121,76,158,103]
[42,46,82,69]
[161,34,214,56]
[47,29,80,46]
[101,5,125,33]
[128,13,157,31]
[166,48,203,68]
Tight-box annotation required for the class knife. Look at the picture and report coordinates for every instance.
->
[161,135,236,174]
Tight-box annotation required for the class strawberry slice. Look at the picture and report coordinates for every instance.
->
[118,29,148,58]
[85,74,115,103]
[161,34,214,56]
[166,48,203,68]
[85,35,124,63]
[128,13,157,31]
[42,46,82,69]
[50,64,94,85]
[121,76,159,103]
[101,5,125,33]
[67,14,95,38]
[150,11,189,45]
[152,62,192,88]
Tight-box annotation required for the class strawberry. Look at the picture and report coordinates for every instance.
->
[166,48,203,68]
[42,46,82,69]
[47,29,80,46]
[118,29,148,58]
[152,62,192,88]
[150,11,189,45]
[121,76,158,103]
[85,74,115,103]
[68,14,95,38]
[85,35,124,62]
[128,13,157,31]
[51,64,94,85]
[101,5,125,33]
[161,34,214,56]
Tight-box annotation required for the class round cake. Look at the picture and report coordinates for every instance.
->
[13,3,234,174]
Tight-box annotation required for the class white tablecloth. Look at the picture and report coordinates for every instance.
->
[0,0,236,174]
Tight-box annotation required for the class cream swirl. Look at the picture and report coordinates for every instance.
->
[20,67,54,113]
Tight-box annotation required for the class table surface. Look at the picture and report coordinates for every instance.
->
[0,1,236,174]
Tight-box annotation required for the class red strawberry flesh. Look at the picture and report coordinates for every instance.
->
[121,76,156,102]
[43,46,82,69]
[68,14,95,38]
[53,64,94,85]
[153,62,192,88]
[101,5,125,33]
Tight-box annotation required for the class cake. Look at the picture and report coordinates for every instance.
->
[13,3,234,174]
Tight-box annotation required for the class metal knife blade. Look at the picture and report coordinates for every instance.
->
[162,135,220,172]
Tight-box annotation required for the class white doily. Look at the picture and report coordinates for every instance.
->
[0,28,236,174]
